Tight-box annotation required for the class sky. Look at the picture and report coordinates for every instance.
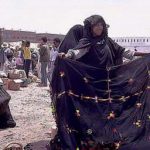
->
[0,0,150,37]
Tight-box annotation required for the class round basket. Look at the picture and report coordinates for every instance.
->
[3,142,23,150]
[8,73,20,80]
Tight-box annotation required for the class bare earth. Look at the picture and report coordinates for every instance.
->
[0,83,55,150]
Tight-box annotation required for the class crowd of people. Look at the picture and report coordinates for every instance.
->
[0,37,61,130]
[0,37,61,84]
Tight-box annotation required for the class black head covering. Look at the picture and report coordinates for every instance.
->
[73,15,125,67]
[59,24,83,53]
[83,15,108,39]
[75,15,108,49]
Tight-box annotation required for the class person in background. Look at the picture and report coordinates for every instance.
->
[39,37,50,87]
[53,38,61,51]
[20,40,26,67]
[4,55,16,76]
[16,51,24,70]
[31,49,39,75]
[23,41,31,78]
[0,43,7,71]
[4,43,13,60]
[47,38,61,83]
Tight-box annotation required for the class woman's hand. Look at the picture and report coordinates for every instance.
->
[58,52,73,59]
[58,53,66,58]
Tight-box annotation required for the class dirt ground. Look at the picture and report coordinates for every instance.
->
[0,83,55,150]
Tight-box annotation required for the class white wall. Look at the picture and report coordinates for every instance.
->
[112,37,150,52]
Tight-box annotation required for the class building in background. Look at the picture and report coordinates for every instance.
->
[0,28,64,44]
[36,33,64,44]
[112,37,150,52]
[0,28,150,52]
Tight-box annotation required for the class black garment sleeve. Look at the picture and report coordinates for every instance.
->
[107,37,125,65]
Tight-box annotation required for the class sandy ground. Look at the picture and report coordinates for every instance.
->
[0,83,55,150]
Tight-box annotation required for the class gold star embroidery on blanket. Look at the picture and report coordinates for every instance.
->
[136,103,142,108]
[119,96,126,101]
[133,120,141,127]
[107,111,115,120]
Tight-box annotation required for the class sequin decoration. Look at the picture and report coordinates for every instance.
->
[128,78,134,84]
[147,86,150,89]
[87,129,93,135]
[83,77,89,83]
[66,125,72,133]
[108,79,111,82]
[115,141,121,149]
[107,111,115,120]
[136,103,142,108]
[76,109,80,117]
[95,96,98,103]
[147,114,150,120]
[133,120,141,127]
[60,71,65,77]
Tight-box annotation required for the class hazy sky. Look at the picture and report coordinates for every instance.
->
[0,0,150,37]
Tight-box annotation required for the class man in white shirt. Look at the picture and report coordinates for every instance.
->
[48,38,61,82]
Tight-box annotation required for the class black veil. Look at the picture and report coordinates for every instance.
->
[59,24,83,53]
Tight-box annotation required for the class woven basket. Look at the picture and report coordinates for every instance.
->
[8,73,20,80]
[18,70,26,79]
[3,142,23,150]
[8,80,20,91]
[1,78,9,90]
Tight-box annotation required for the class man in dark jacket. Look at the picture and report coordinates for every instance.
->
[39,37,50,86]
[0,43,7,71]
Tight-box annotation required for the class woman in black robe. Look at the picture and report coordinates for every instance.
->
[0,84,16,129]
[59,24,84,53]
[49,15,150,150]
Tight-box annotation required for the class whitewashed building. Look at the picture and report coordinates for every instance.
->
[112,37,150,52]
